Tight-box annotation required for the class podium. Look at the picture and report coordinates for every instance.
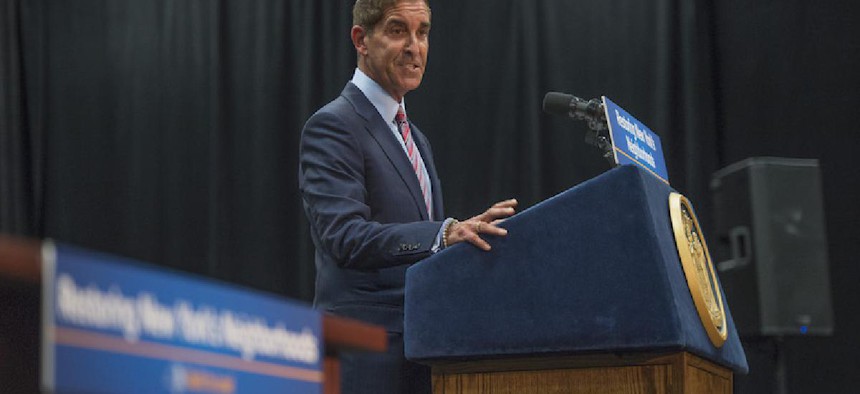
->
[404,165,748,393]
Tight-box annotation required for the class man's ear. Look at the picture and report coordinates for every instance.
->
[351,25,368,56]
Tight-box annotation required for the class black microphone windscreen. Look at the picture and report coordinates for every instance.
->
[542,92,573,115]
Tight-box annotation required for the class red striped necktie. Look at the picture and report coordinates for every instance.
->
[395,106,432,220]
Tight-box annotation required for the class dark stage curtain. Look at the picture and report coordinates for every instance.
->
[408,0,721,230]
[3,1,859,392]
[1,0,45,237]
[712,1,860,393]
[3,0,720,301]
[6,0,356,299]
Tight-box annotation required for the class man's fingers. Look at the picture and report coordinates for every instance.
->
[492,198,518,208]
[478,222,508,236]
[468,199,519,223]
[446,220,506,251]
[466,232,491,251]
[464,220,506,236]
[479,206,515,222]
[450,199,518,250]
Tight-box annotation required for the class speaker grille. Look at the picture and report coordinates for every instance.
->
[711,157,833,337]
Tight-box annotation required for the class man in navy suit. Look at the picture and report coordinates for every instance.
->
[299,0,517,392]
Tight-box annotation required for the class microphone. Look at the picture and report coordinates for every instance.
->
[542,92,606,123]
[542,91,614,163]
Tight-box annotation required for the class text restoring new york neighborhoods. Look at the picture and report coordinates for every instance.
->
[55,273,320,365]
[614,108,657,168]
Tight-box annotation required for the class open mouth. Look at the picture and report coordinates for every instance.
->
[398,60,421,70]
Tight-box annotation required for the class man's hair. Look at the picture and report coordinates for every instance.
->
[353,0,431,32]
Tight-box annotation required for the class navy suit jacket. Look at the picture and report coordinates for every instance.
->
[299,82,445,333]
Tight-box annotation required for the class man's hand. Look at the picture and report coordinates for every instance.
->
[445,199,518,251]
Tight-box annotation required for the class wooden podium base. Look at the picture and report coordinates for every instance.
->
[431,351,732,394]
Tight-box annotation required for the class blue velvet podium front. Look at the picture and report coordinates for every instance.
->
[404,165,747,393]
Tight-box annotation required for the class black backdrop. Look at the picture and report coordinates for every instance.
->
[2,0,859,392]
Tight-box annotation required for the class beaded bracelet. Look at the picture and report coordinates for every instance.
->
[442,219,459,249]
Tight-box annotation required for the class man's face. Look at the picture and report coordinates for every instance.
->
[354,1,431,102]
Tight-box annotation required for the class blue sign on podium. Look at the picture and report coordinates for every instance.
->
[41,242,322,394]
[603,97,670,184]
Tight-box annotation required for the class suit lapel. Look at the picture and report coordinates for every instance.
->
[342,83,430,221]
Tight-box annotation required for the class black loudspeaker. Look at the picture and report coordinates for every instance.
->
[710,157,833,337]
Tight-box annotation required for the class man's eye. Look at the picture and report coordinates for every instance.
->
[390,27,405,35]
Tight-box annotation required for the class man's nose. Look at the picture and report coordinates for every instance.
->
[403,31,417,52]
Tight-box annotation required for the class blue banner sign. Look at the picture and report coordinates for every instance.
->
[603,97,670,184]
[41,242,322,394]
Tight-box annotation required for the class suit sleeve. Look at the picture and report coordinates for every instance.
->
[299,110,443,270]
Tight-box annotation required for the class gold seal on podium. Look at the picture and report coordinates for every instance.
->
[669,192,727,348]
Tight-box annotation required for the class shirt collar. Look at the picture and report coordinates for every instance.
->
[351,68,406,124]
